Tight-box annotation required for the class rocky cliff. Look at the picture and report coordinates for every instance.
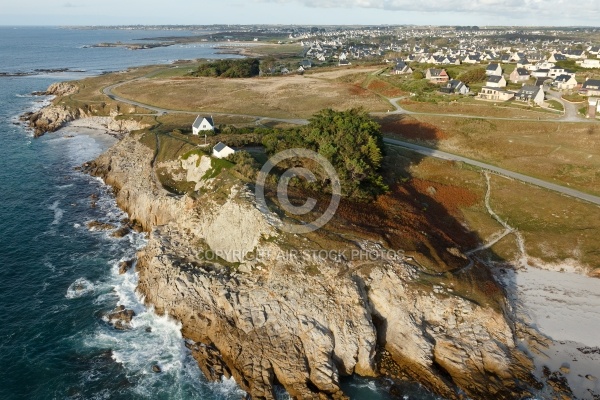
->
[86,133,536,400]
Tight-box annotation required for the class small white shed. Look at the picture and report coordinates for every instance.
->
[212,142,235,159]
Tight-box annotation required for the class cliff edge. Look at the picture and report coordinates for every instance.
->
[84,132,536,400]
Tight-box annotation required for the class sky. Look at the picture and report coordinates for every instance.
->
[0,0,599,26]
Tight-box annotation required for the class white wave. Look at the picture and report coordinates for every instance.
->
[48,200,64,225]
[66,278,95,299]
[56,183,74,189]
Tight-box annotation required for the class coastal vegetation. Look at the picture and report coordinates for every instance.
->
[190,58,260,78]
[262,108,387,199]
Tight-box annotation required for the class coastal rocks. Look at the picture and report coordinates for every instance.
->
[87,220,117,231]
[107,305,136,330]
[90,131,535,399]
[37,81,79,97]
[111,226,131,238]
[118,259,134,274]
[151,364,162,373]
[21,105,84,137]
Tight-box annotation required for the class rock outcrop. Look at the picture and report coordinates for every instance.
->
[86,133,536,399]
[21,105,85,137]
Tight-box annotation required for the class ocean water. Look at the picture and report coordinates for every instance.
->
[0,27,437,399]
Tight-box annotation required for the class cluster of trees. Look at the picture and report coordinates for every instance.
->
[191,58,260,78]
[457,67,487,84]
[262,108,388,200]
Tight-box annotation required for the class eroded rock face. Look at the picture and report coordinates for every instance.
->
[21,105,84,137]
[89,133,534,399]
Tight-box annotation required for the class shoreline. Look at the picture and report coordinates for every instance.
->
[27,70,600,399]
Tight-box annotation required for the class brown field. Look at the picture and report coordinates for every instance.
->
[389,147,600,270]
[399,99,561,119]
[112,69,390,119]
[381,114,600,197]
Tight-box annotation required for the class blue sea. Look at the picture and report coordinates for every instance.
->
[0,27,438,400]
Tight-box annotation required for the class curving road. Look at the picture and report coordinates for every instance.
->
[382,96,595,124]
[383,138,600,206]
[102,76,600,206]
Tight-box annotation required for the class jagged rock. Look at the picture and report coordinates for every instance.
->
[87,130,536,400]
[111,226,131,238]
[107,305,136,330]
[87,220,117,231]
[152,364,162,373]
[118,259,134,274]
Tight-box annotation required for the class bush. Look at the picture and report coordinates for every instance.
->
[191,59,260,78]
[262,108,388,199]
[457,67,487,84]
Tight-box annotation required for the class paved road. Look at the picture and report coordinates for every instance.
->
[383,138,600,206]
[382,96,596,124]
[546,89,584,122]
[102,74,600,206]
[103,80,309,126]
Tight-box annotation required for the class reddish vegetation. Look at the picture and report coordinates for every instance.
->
[348,84,371,97]
[410,178,478,213]
[366,80,405,98]
[277,177,480,272]
[377,115,448,141]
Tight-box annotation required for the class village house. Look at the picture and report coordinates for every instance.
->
[509,68,531,83]
[531,69,550,78]
[192,116,215,135]
[578,59,600,69]
[212,142,235,159]
[477,87,515,102]
[563,49,586,60]
[439,79,469,95]
[486,63,502,76]
[425,68,449,84]
[548,53,567,63]
[485,74,507,88]
[515,85,545,106]
[581,79,600,96]
[392,61,412,75]
[553,74,578,90]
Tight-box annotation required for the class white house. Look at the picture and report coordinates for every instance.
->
[578,59,600,69]
[192,116,215,135]
[509,68,530,83]
[486,63,502,76]
[486,74,507,88]
[553,74,578,90]
[515,85,545,106]
[212,142,235,159]
[477,87,514,102]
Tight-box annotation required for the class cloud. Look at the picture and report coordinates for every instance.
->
[63,2,79,7]
[258,0,600,20]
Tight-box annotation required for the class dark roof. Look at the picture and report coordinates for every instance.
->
[213,142,228,153]
[486,63,500,71]
[583,79,600,89]
[517,85,541,97]
[555,74,574,82]
[553,54,567,60]
[448,79,465,90]
[514,68,530,76]
[534,77,551,86]
[536,69,550,73]
[487,75,504,83]
[193,116,214,129]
